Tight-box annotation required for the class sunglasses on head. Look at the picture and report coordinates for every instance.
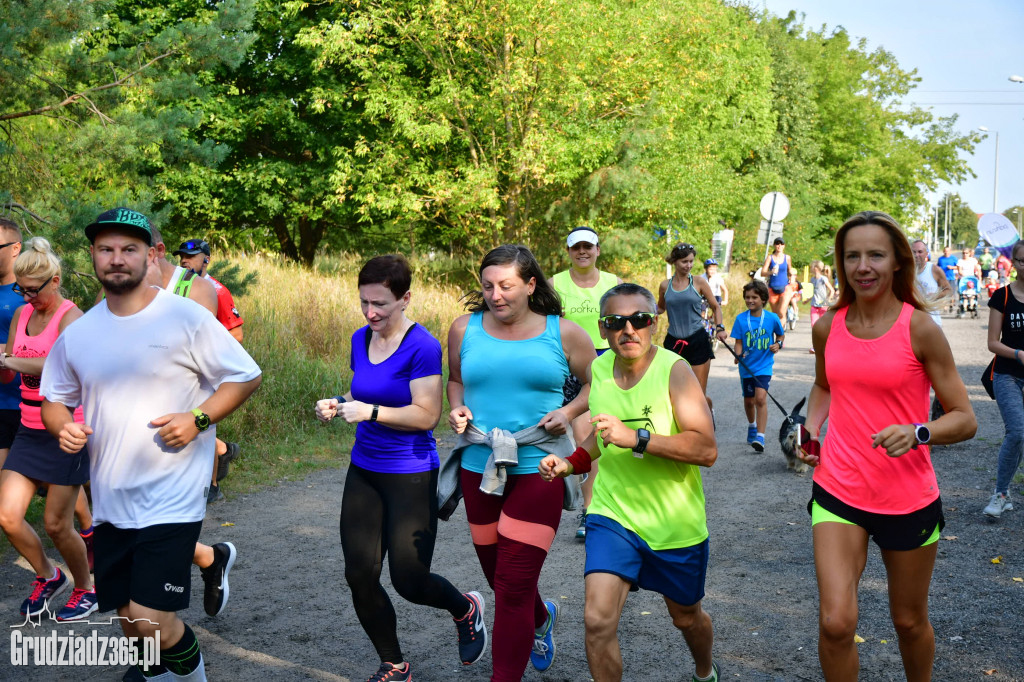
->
[600,312,656,331]
[181,240,209,252]
[13,278,52,298]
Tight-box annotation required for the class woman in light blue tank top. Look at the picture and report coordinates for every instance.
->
[447,245,595,680]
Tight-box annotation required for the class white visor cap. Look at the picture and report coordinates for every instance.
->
[566,228,599,247]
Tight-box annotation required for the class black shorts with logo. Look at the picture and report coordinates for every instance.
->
[93,521,203,612]
[664,329,714,366]
[808,482,945,551]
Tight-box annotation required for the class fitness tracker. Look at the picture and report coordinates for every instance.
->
[634,428,651,456]
[912,423,931,449]
[192,408,211,432]
[370,404,380,422]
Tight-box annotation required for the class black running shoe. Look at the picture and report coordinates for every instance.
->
[200,542,236,616]
[454,591,488,664]
[217,442,241,482]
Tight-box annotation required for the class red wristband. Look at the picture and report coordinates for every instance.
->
[565,446,592,475]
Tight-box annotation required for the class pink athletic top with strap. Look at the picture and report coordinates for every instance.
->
[814,302,938,514]
[13,300,83,429]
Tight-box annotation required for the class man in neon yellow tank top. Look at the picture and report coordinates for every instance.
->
[549,227,622,541]
[539,283,721,682]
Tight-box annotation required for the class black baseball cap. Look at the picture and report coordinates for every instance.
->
[84,208,154,246]
[173,239,211,257]
[773,237,785,245]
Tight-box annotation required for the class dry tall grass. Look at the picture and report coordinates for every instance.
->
[219,252,758,492]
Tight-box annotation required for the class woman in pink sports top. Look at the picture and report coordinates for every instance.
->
[0,238,94,622]
[799,212,976,682]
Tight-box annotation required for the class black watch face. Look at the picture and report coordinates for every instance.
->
[195,413,211,430]
[916,425,930,443]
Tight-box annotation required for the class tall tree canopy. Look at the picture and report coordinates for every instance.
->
[1,1,982,270]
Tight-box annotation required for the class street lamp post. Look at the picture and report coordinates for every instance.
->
[979,126,999,213]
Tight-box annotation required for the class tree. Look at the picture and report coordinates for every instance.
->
[297,0,776,264]
[934,193,979,249]
[158,0,375,265]
[0,0,255,260]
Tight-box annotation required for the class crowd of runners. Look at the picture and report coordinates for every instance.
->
[5,206,1024,682]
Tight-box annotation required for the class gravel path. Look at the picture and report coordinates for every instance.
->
[3,311,1022,681]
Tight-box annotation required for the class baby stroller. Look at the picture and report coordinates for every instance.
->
[958,276,980,318]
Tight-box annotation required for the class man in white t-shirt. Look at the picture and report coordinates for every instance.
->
[955,249,981,281]
[40,208,262,682]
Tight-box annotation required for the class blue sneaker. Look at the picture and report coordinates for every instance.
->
[57,587,98,621]
[20,567,69,616]
[530,600,559,671]
[454,591,488,665]
[751,435,765,453]
[746,425,757,444]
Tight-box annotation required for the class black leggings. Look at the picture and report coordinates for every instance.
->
[340,463,469,663]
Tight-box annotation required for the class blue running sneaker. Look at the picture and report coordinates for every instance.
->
[20,568,68,616]
[575,510,587,540]
[454,591,488,665]
[57,587,98,621]
[751,435,765,453]
[367,662,411,682]
[746,425,757,444]
[530,600,559,671]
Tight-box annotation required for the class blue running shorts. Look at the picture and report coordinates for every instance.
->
[584,513,708,606]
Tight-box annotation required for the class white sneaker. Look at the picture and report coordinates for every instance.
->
[983,493,1013,518]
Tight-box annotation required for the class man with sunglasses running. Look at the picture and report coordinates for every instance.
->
[173,240,244,343]
[539,283,721,682]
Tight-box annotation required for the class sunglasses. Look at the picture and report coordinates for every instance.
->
[0,242,18,251]
[180,240,209,252]
[13,278,52,298]
[798,425,821,457]
[600,312,657,331]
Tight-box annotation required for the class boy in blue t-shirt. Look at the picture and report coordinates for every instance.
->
[728,280,785,452]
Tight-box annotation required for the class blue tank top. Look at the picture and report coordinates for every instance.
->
[768,255,789,291]
[460,312,569,475]
[664,276,705,338]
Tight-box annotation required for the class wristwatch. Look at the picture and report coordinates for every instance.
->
[634,428,651,456]
[715,324,726,332]
[192,408,211,432]
[912,423,930,449]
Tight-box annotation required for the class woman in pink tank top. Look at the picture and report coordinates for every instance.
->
[799,212,976,682]
[0,238,95,622]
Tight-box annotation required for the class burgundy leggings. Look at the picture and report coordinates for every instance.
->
[461,469,564,682]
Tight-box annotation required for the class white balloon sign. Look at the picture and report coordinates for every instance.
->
[977,213,1020,257]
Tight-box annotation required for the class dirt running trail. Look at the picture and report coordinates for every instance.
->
[2,313,1022,681]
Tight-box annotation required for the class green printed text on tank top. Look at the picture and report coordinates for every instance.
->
[173,270,196,297]
[552,270,618,349]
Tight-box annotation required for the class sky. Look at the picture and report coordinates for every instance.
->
[759,0,1024,222]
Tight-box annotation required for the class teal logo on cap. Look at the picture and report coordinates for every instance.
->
[104,209,149,228]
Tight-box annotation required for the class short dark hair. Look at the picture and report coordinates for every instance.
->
[464,244,561,316]
[743,280,769,303]
[599,283,657,316]
[0,218,22,241]
[358,254,412,298]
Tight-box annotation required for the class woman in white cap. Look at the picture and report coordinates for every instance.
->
[549,227,622,540]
